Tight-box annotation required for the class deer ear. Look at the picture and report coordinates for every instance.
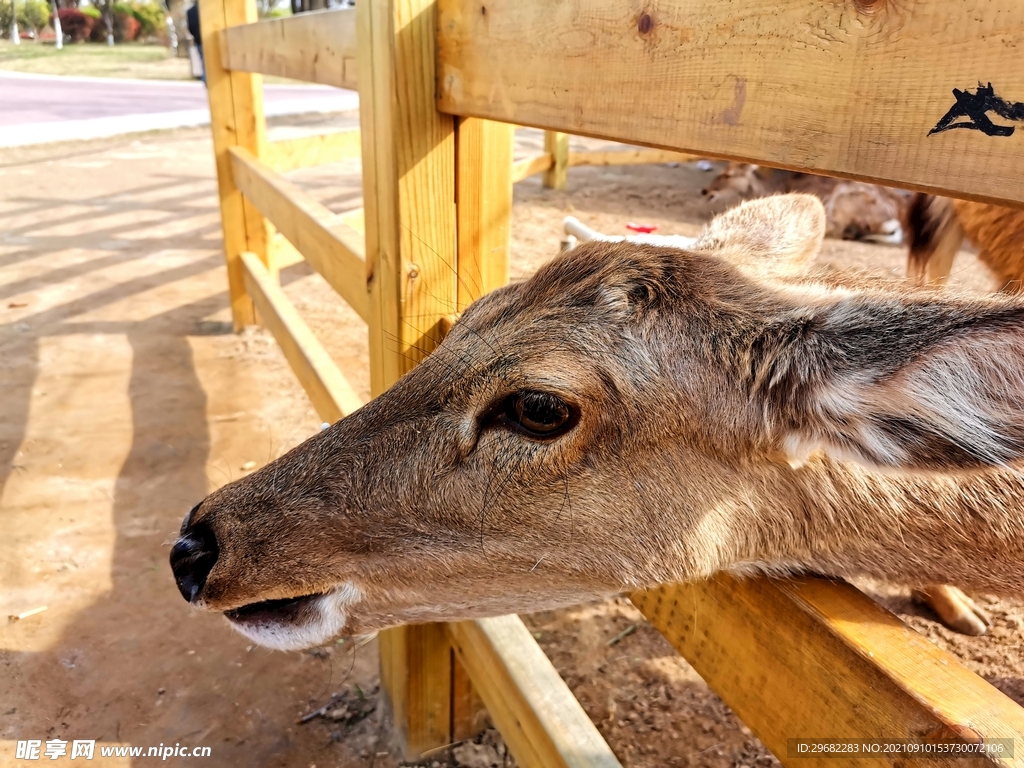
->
[694,194,826,279]
[756,295,1024,471]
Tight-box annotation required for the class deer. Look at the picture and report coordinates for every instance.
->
[170,194,1024,652]
[702,163,906,244]
[906,194,1024,294]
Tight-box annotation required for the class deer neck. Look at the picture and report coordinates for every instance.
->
[735,458,1024,594]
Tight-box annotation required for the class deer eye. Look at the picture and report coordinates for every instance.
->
[498,391,576,439]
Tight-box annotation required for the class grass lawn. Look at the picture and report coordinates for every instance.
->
[0,38,303,82]
[0,39,193,80]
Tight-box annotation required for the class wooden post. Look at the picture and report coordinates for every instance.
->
[456,117,514,309]
[200,0,271,330]
[542,130,569,190]
[356,0,463,757]
[448,115,516,743]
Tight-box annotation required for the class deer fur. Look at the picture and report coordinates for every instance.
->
[703,163,906,243]
[906,194,1024,293]
[171,194,1024,651]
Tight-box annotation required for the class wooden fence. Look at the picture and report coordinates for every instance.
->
[199,1,1024,764]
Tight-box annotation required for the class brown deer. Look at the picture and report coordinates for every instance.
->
[906,194,1024,293]
[171,194,1024,651]
[702,163,906,244]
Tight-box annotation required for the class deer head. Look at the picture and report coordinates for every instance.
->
[824,181,905,244]
[700,162,769,203]
[171,194,1024,650]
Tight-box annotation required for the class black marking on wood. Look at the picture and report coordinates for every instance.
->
[930,83,1024,137]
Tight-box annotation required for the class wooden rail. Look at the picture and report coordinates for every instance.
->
[448,617,622,768]
[229,145,371,322]
[221,7,357,89]
[240,252,363,422]
[437,0,1024,207]
[512,147,701,184]
[569,148,698,168]
[633,577,1024,767]
[511,152,553,183]
[264,129,361,173]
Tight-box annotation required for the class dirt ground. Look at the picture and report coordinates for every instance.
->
[1,116,1022,768]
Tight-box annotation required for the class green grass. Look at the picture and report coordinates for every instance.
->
[0,39,193,80]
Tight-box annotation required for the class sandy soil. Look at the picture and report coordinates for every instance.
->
[1,118,1021,768]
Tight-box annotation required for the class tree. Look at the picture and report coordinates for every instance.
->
[51,0,61,46]
[9,0,19,44]
[165,0,188,58]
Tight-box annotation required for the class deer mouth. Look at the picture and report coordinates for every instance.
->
[222,584,362,650]
[224,593,323,625]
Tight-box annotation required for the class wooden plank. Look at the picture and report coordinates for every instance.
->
[199,0,271,330]
[455,117,514,309]
[264,129,361,173]
[632,576,1024,767]
[270,208,363,271]
[437,0,1024,207]
[513,148,696,182]
[358,0,457,390]
[268,232,304,272]
[339,207,364,234]
[447,617,623,768]
[229,146,370,323]
[511,152,553,183]
[542,130,568,190]
[357,0,460,757]
[569,148,698,167]
[240,252,364,422]
[220,8,357,89]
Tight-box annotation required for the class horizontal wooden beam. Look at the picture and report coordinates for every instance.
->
[447,617,622,768]
[240,252,364,422]
[632,576,1024,767]
[511,148,698,182]
[437,0,1024,206]
[264,129,361,173]
[511,153,553,182]
[569,148,698,168]
[229,146,370,322]
[221,7,357,89]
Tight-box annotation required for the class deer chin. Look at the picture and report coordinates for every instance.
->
[223,583,363,651]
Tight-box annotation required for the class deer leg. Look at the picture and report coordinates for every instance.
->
[912,585,991,636]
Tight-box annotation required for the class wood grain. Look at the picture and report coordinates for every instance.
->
[229,146,370,322]
[632,576,1024,767]
[438,0,1024,206]
[221,8,357,89]
[455,117,514,310]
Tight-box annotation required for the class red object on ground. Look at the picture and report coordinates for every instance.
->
[626,222,658,233]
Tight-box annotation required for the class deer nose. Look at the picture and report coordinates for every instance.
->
[170,514,219,604]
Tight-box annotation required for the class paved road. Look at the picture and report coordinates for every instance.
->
[0,71,359,146]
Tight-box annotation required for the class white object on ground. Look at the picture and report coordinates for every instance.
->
[861,218,903,246]
[563,216,698,250]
